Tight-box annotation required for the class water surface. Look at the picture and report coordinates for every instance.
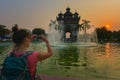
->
[0,42,120,80]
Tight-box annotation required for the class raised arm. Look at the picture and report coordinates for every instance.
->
[37,35,52,61]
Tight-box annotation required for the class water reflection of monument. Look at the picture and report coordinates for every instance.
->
[56,7,80,42]
[57,46,79,66]
[53,46,89,70]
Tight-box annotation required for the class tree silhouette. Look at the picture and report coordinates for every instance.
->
[49,20,58,31]
[0,25,11,41]
[80,19,91,33]
[0,25,6,36]
[32,28,45,35]
[32,28,46,40]
[12,24,19,32]
[79,19,91,42]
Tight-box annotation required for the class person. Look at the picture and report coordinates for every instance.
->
[1,29,52,80]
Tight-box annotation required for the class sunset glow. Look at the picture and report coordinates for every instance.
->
[0,0,120,31]
[106,24,110,29]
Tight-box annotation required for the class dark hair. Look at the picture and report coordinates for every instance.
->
[12,29,32,45]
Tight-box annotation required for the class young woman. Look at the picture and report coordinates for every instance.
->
[11,29,52,80]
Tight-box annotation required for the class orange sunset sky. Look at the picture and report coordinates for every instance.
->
[0,0,120,31]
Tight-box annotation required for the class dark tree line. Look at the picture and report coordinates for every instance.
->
[0,24,46,41]
[1,24,120,43]
[0,25,11,41]
[96,27,120,43]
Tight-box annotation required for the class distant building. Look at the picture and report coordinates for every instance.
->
[56,7,80,42]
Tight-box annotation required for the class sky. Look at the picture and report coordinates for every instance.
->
[0,0,120,31]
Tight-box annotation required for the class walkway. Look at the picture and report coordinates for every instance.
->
[39,74,86,80]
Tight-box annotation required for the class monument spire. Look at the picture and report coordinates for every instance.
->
[66,0,70,8]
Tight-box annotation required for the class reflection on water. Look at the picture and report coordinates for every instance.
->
[0,43,120,80]
[36,43,120,80]
[57,47,79,66]
[105,43,111,58]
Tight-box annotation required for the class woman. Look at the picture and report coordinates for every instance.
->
[11,29,52,80]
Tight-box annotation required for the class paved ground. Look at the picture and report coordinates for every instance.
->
[39,74,86,80]
[0,70,85,80]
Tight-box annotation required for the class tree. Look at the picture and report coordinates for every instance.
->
[79,19,91,42]
[96,27,112,42]
[0,25,6,36]
[112,30,120,42]
[12,24,19,32]
[0,25,11,41]
[32,28,45,35]
[32,28,46,40]
[80,19,91,33]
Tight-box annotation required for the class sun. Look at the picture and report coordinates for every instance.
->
[105,25,110,29]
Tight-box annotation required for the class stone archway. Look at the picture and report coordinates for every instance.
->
[64,31,72,42]
[65,32,71,38]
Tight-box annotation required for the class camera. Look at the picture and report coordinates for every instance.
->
[31,34,41,41]
[37,35,42,40]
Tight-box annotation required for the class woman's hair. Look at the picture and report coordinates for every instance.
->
[12,29,32,46]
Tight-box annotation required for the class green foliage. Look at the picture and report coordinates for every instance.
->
[96,27,120,43]
[12,24,19,32]
[0,25,6,36]
[96,27,109,41]
[80,19,91,32]
[32,28,45,35]
[0,25,11,36]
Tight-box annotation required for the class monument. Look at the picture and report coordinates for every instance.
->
[48,7,98,47]
[56,7,80,42]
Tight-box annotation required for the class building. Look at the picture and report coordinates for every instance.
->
[56,7,80,42]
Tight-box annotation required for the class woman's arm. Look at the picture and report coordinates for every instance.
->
[37,35,52,61]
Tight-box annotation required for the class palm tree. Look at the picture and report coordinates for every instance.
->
[49,20,58,31]
[80,19,91,42]
[80,19,91,33]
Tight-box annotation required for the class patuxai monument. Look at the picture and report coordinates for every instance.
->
[56,7,80,42]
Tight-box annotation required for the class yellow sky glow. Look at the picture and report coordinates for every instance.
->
[0,0,120,31]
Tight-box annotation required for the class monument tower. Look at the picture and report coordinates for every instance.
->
[56,7,80,42]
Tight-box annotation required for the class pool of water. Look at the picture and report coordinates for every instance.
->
[0,42,120,80]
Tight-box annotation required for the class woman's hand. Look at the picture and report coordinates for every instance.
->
[40,35,49,43]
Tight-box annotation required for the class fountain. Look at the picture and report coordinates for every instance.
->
[47,7,98,47]
[47,19,98,47]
